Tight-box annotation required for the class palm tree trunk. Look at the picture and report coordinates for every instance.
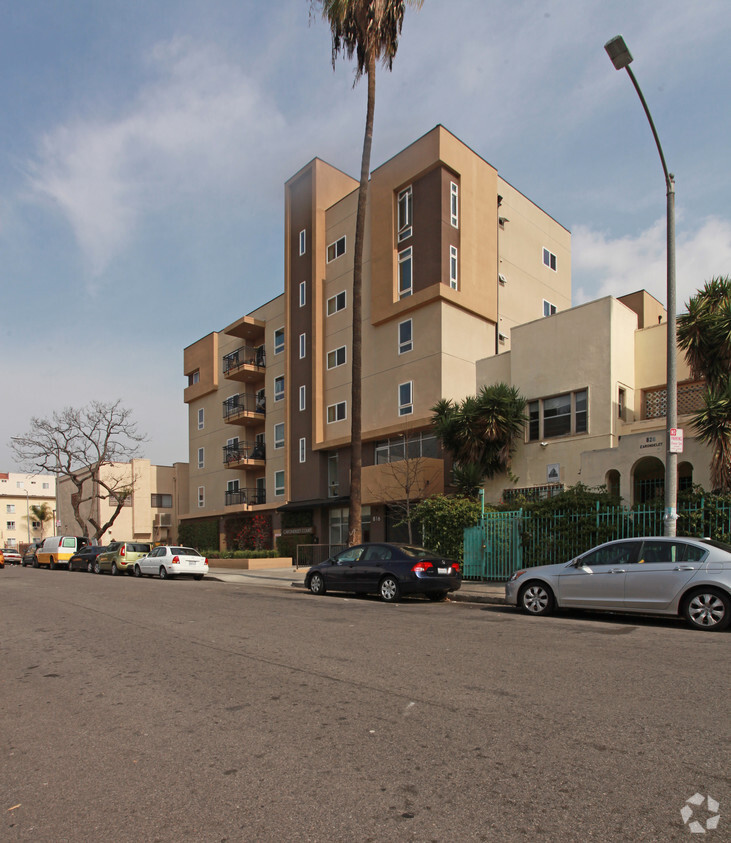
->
[348,52,376,546]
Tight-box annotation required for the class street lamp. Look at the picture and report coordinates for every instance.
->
[25,489,30,544]
[605,35,678,537]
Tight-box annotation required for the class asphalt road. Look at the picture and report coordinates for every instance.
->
[2,565,728,842]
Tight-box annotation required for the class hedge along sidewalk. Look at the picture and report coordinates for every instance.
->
[207,556,292,570]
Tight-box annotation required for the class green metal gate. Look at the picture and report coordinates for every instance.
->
[463,510,524,581]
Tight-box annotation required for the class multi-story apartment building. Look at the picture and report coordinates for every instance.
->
[476,291,710,505]
[56,459,189,543]
[183,125,571,548]
[0,472,57,548]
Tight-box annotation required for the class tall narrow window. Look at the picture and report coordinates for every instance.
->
[274,376,285,402]
[274,423,285,449]
[299,385,306,411]
[450,181,459,228]
[398,319,413,354]
[328,453,339,497]
[299,281,306,307]
[275,470,285,497]
[197,448,204,469]
[274,327,285,354]
[299,333,306,359]
[299,229,306,255]
[197,408,204,430]
[299,437,307,464]
[543,248,557,271]
[618,387,626,421]
[449,245,458,289]
[398,247,413,299]
[198,486,205,508]
[398,381,413,416]
[397,186,413,242]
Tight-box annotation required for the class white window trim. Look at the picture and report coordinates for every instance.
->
[449,245,458,290]
[542,247,557,271]
[543,299,557,317]
[299,281,306,307]
[274,423,285,449]
[299,333,306,359]
[299,385,306,412]
[326,236,346,263]
[274,376,285,402]
[398,246,413,299]
[197,408,204,430]
[327,291,347,316]
[197,447,204,469]
[197,486,205,508]
[398,381,414,416]
[397,185,413,242]
[450,181,459,228]
[326,345,347,370]
[327,401,347,424]
[274,327,285,355]
[299,437,306,464]
[274,470,285,497]
[299,229,306,256]
[398,319,413,355]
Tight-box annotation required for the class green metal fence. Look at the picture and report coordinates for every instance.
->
[463,500,731,581]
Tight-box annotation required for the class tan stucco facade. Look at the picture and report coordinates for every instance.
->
[0,472,57,548]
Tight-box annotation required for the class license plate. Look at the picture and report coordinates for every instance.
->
[438,567,449,574]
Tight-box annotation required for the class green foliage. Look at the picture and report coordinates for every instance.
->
[276,533,314,560]
[178,519,219,551]
[233,514,272,551]
[410,494,482,561]
[203,549,282,560]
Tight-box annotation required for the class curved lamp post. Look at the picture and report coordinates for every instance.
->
[605,35,677,537]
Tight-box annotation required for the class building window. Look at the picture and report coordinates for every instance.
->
[528,389,588,441]
[274,470,285,497]
[398,381,413,416]
[618,387,626,421]
[397,186,413,242]
[327,346,347,369]
[450,181,459,228]
[328,453,339,497]
[375,432,438,464]
[197,408,204,430]
[543,300,557,317]
[198,486,205,508]
[43,482,50,489]
[398,319,413,354]
[6,521,16,530]
[299,281,306,307]
[299,385,306,411]
[274,327,285,354]
[543,248,557,271]
[398,247,413,299]
[274,423,285,449]
[327,291,347,315]
[6,504,15,514]
[299,437,306,464]
[151,494,173,508]
[327,401,347,423]
[31,520,41,529]
[327,236,346,262]
[449,245,458,289]
[188,370,200,386]
[274,376,285,402]
[299,229,306,255]
[197,448,204,469]
[299,333,306,359]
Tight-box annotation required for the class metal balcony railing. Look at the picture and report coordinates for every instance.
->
[223,441,266,465]
[223,345,266,375]
[222,393,265,419]
[225,488,266,507]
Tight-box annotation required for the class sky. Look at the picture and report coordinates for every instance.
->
[2,0,730,472]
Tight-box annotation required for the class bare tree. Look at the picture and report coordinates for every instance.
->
[10,400,146,541]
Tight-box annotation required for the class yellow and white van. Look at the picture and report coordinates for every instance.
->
[35,536,90,570]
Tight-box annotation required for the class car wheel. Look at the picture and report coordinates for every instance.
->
[33,557,39,568]
[110,562,118,576]
[426,590,449,602]
[683,588,730,632]
[49,557,56,571]
[94,561,102,575]
[519,581,555,615]
[379,575,401,603]
[309,572,326,595]
[86,561,94,574]
[134,564,142,578]
[159,566,169,580]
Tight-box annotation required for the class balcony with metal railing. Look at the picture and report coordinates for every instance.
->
[223,345,266,383]
[222,393,266,424]
[224,488,267,507]
[223,441,266,468]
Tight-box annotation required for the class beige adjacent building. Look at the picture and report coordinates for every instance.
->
[183,125,572,547]
[56,460,189,543]
[0,472,57,548]
[476,291,709,505]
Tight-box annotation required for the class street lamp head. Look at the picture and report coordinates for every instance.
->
[605,35,633,70]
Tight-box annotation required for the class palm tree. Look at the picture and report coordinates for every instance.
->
[677,276,731,492]
[29,502,54,540]
[432,384,527,485]
[312,0,423,545]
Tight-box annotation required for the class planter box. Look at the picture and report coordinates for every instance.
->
[208,556,293,570]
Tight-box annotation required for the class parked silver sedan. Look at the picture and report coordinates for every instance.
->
[133,546,208,580]
[505,537,731,631]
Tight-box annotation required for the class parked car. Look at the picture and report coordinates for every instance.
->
[305,543,462,602]
[95,541,151,575]
[22,542,43,567]
[133,546,208,580]
[68,545,108,573]
[36,536,91,569]
[505,536,731,632]
[2,547,22,565]
[0,549,4,568]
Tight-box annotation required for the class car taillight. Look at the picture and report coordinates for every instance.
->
[203,558,208,566]
[172,556,180,564]
[120,546,126,557]
[412,561,432,574]
[451,562,460,574]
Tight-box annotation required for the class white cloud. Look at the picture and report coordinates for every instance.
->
[572,215,731,309]
[27,36,286,277]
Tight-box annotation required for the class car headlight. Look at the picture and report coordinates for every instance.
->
[508,570,527,582]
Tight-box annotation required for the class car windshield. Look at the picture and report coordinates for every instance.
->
[699,538,731,554]
[128,543,151,552]
[170,547,201,556]
[399,545,437,558]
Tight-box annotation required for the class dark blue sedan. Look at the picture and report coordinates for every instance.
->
[305,543,461,602]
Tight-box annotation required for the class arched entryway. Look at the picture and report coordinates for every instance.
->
[605,469,621,501]
[679,461,694,493]
[632,457,665,505]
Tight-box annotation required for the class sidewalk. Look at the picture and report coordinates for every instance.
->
[206,566,505,604]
